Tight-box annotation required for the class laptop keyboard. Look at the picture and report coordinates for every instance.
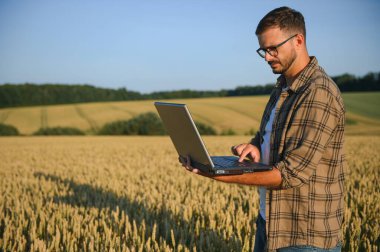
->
[212,157,253,168]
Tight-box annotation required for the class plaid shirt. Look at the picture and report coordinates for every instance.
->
[251,57,346,250]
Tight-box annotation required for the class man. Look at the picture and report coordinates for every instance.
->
[180,6,346,251]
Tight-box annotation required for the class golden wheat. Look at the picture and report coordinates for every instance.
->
[0,136,379,251]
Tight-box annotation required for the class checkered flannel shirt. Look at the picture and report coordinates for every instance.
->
[251,57,347,250]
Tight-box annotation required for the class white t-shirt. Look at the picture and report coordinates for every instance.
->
[258,105,276,220]
[259,86,288,220]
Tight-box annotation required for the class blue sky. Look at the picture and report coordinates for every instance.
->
[0,0,379,93]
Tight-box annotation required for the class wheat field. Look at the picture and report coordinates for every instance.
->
[0,135,379,251]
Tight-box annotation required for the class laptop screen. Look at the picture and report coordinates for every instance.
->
[154,102,214,168]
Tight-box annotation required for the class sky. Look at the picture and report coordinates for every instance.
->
[0,0,379,93]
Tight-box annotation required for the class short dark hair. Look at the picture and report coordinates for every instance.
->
[255,7,306,38]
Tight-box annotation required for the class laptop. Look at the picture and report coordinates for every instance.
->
[154,102,272,175]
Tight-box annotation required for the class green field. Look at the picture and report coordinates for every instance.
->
[342,92,380,119]
[0,92,379,135]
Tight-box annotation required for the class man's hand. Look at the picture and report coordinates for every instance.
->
[231,143,260,163]
[178,156,212,178]
[178,149,281,187]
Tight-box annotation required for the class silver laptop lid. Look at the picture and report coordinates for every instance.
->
[154,102,215,168]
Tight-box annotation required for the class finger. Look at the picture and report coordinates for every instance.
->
[247,148,260,163]
[192,168,200,174]
[248,152,259,162]
[246,153,254,161]
[235,144,248,156]
[179,156,190,170]
[183,156,194,171]
[238,148,251,162]
[192,169,212,178]
[252,153,260,163]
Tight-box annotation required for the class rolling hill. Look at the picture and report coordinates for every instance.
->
[0,92,379,135]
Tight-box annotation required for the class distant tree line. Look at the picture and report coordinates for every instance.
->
[332,72,380,92]
[0,71,379,108]
[0,84,142,108]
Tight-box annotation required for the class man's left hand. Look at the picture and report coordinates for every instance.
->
[178,156,212,178]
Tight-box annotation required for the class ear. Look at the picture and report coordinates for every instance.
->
[294,34,305,48]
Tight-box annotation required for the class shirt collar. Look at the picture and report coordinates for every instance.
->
[274,56,319,93]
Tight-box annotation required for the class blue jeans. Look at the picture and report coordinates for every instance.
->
[254,214,342,252]
[277,244,341,252]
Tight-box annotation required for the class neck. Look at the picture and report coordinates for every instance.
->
[284,53,310,86]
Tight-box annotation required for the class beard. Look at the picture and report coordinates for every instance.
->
[268,48,297,74]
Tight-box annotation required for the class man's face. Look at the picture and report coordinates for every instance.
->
[257,27,297,75]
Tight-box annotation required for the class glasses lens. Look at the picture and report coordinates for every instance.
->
[267,48,277,57]
[257,49,266,58]
[257,48,277,58]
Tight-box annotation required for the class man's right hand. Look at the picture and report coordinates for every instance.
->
[231,143,261,163]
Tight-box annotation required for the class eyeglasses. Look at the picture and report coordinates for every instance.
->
[256,34,297,58]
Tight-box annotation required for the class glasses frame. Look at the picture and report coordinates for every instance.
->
[256,34,298,58]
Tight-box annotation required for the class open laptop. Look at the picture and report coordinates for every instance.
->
[154,102,272,175]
